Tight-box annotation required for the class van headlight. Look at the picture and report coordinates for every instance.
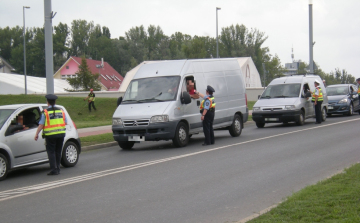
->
[150,115,169,123]
[338,98,348,104]
[285,105,295,110]
[112,118,123,126]
[253,107,260,111]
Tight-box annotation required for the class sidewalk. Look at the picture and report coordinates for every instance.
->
[77,110,252,138]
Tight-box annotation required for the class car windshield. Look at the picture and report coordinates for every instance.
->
[123,76,181,103]
[326,86,349,96]
[0,109,15,129]
[260,84,301,99]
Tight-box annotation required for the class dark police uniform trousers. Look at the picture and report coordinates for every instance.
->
[314,101,323,123]
[203,109,215,145]
[45,133,65,173]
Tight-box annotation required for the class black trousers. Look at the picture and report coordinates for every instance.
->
[202,110,215,145]
[46,137,64,173]
[314,101,323,123]
[88,101,96,111]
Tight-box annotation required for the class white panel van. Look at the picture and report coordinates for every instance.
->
[112,59,248,149]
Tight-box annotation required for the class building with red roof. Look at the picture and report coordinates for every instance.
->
[54,56,123,91]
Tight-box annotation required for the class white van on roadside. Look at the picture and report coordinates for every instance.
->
[112,59,248,150]
[252,74,328,128]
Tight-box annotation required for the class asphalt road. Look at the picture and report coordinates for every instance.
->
[1,115,360,223]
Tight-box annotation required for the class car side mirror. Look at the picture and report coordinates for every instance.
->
[258,95,261,99]
[181,91,191,104]
[117,96,123,106]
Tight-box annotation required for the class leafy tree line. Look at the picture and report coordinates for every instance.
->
[0,20,354,86]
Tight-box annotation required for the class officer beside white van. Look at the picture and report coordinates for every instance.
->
[311,80,323,124]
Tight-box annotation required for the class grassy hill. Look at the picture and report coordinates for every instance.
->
[0,95,118,128]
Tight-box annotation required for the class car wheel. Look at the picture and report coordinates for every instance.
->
[347,104,353,116]
[0,154,9,181]
[61,141,80,167]
[172,122,189,147]
[118,141,135,150]
[322,107,327,122]
[256,122,265,128]
[296,111,305,126]
[229,114,243,137]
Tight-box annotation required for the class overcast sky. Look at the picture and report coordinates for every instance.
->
[1,0,359,78]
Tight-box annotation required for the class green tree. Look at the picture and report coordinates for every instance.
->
[66,57,101,91]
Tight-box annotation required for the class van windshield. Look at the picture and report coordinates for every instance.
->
[123,76,181,103]
[261,83,301,99]
[0,109,15,130]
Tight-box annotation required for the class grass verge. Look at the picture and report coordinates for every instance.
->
[0,95,118,129]
[248,163,360,222]
[80,133,115,147]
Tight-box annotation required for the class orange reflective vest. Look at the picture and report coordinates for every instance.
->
[43,108,66,136]
[200,96,216,112]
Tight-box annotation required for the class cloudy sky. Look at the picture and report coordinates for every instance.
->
[1,0,359,78]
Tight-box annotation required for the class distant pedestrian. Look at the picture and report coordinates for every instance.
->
[34,94,67,175]
[312,80,323,124]
[196,85,216,146]
[84,89,96,112]
[322,79,326,87]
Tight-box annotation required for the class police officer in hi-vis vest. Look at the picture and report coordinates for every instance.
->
[84,89,96,112]
[34,94,67,175]
[356,78,360,104]
[196,85,216,146]
[312,80,323,124]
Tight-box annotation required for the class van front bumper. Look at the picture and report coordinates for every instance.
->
[252,110,302,123]
[112,121,178,142]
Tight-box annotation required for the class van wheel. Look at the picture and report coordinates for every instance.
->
[0,154,9,181]
[172,122,189,147]
[322,108,327,122]
[61,141,80,167]
[256,122,265,128]
[118,141,135,150]
[229,114,242,137]
[296,111,305,126]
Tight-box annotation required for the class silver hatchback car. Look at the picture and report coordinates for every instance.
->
[0,104,81,180]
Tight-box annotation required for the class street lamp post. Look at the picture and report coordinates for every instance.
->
[216,7,221,58]
[309,0,314,74]
[23,6,30,95]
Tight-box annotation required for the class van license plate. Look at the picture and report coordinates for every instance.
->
[265,118,278,121]
[128,136,145,141]
[328,106,333,109]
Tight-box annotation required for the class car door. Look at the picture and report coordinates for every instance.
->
[351,85,359,110]
[302,83,314,118]
[5,106,47,166]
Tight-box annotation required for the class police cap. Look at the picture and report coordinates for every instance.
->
[206,85,215,93]
[356,78,360,82]
[45,94,58,100]
[314,80,320,84]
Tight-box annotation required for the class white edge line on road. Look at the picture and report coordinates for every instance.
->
[1,117,359,202]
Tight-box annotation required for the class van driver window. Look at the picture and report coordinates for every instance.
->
[186,78,199,99]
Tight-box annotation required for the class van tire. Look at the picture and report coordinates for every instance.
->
[296,111,305,126]
[229,114,242,137]
[172,122,189,147]
[118,141,135,150]
[322,108,327,122]
[256,122,265,128]
[0,153,9,181]
[61,141,80,167]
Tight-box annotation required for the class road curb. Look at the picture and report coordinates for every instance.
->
[82,141,118,152]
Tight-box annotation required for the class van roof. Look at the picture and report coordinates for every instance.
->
[269,75,321,85]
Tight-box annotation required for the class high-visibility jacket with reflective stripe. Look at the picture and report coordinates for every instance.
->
[200,96,216,111]
[43,108,66,136]
[88,93,95,101]
[357,87,360,95]
[312,87,323,102]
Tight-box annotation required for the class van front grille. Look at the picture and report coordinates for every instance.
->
[123,119,150,127]
[263,108,283,111]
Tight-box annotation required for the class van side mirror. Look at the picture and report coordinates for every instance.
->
[117,97,123,106]
[258,95,261,99]
[181,91,191,104]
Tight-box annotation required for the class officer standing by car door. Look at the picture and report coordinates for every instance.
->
[312,80,323,124]
[356,78,360,105]
[196,85,216,146]
[34,94,67,175]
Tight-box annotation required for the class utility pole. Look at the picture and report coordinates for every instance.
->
[23,6,30,95]
[44,0,55,94]
[262,63,266,88]
[309,0,314,74]
[216,7,221,58]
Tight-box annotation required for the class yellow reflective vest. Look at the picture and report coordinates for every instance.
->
[88,93,95,102]
[357,87,360,95]
[312,87,323,102]
[200,96,216,113]
[43,108,66,136]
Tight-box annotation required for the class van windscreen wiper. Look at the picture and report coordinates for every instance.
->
[260,95,272,99]
[274,95,291,98]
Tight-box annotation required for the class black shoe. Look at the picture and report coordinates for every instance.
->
[202,143,210,146]
[315,122,321,124]
[47,171,59,176]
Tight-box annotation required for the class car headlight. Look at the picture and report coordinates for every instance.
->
[150,115,169,123]
[253,107,260,111]
[338,98,348,104]
[112,118,123,126]
[285,105,295,110]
